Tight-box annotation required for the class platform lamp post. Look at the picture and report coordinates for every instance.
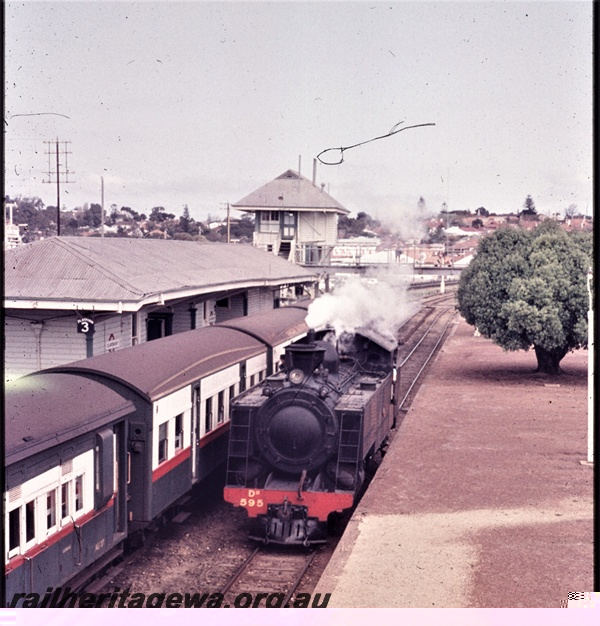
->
[584,267,594,464]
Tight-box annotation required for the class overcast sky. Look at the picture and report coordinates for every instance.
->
[4,1,593,225]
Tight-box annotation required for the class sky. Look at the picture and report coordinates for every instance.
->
[4,1,594,227]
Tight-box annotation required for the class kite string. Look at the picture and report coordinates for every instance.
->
[316,121,435,165]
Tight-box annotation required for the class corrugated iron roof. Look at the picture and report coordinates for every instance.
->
[5,237,317,308]
[232,169,349,214]
[49,325,265,401]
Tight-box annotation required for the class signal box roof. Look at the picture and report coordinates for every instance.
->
[232,170,349,215]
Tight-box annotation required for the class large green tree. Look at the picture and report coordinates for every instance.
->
[457,220,593,374]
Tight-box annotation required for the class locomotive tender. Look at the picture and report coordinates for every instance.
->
[224,327,399,546]
[4,305,310,602]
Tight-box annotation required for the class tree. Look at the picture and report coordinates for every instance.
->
[150,206,175,223]
[520,195,537,217]
[229,214,255,240]
[338,211,379,238]
[179,205,192,233]
[457,221,592,374]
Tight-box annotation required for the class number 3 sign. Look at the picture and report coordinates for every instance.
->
[77,317,95,335]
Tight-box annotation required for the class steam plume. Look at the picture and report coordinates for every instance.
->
[306,268,419,345]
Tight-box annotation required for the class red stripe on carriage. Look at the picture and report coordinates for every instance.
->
[223,487,354,521]
[199,420,230,448]
[5,496,115,574]
[152,446,191,482]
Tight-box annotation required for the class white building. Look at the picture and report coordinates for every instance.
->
[232,169,349,266]
[4,200,23,249]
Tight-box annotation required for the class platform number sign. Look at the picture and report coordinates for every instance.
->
[77,317,95,335]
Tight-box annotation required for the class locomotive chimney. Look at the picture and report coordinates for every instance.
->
[285,330,324,380]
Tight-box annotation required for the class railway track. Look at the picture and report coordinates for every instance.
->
[396,293,458,417]
[219,546,321,607]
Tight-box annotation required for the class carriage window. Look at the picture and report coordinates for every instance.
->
[205,397,213,433]
[175,414,184,450]
[218,391,225,424]
[250,374,255,387]
[46,490,57,530]
[61,483,70,520]
[239,362,246,392]
[25,500,35,543]
[158,422,168,464]
[9,508,20,551]
[75,476,84,512]
[229,384,235,403]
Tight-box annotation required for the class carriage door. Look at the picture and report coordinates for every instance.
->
[191,384,201,483]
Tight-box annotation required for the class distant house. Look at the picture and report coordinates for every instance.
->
[232,169,349,266]
[4,200,23,249]
[330,237,382,265]
[4,237,317,381]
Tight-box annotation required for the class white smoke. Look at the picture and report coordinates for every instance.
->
[306,267,420,345]
[378,196,439,243]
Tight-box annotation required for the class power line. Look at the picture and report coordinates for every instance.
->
[43,139,75,236]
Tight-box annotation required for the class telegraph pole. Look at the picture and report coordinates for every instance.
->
[101,176,105,237]
[43,139,74,236]
[221,202,231,242]
[227,202,231,243]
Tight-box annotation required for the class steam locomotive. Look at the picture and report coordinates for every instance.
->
[224,327,399,546]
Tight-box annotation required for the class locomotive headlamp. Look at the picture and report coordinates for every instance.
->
[289,369,305,385]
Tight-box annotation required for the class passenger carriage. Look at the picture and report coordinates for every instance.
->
[4,305,310,598]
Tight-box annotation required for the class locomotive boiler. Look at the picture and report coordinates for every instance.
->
[224,328,399,546]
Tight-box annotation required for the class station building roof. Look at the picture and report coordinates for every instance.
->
[4,236,318,312]
[232,169,349,215]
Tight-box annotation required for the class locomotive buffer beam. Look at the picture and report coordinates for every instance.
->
[250,500,327,547]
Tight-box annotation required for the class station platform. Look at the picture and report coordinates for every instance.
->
[315,316,594,607]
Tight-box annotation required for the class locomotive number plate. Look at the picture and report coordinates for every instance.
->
[239,489,263,508]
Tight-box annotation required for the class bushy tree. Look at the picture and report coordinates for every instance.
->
[338,211,379,238]
[457,220,593,374]
[230,214,254,240]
